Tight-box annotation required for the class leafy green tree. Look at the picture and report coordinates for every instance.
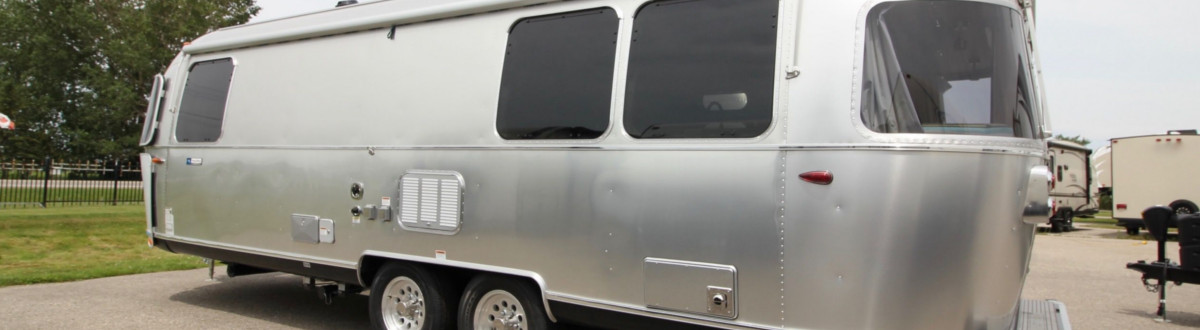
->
[1053,134,1091,147]
[0,0,258,161]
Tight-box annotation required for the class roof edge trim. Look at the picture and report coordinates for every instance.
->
[183,0,559,55]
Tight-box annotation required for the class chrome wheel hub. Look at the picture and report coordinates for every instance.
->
[474,290,527,330]
[381,276,425,329]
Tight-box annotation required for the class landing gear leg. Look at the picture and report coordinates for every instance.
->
[204,258,216,281]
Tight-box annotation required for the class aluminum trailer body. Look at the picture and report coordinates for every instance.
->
[1046,139,1093,231]
[138,0,1063,329]
[1111,131,1200,235]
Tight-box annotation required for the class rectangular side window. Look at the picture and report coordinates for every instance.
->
[496,8,619,140]
[624,0,779,139]
[176,58,234,143]
[860,2,1039,138]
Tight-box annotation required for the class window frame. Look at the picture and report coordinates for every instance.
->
[621,0,783,141]
[138,74,166,146]
[174,57,237,144]
[494,7,621,142]
[854,1,1044,143]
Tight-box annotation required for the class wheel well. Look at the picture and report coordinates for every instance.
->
[358,255,554,322]
[360,255,471,290]
[1170,200,1198,212]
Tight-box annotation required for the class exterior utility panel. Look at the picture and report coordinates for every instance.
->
[1111,131,1200,234]
[139,0,1057,329]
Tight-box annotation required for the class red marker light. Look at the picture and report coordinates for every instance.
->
[151,157,165,164]
[799,171,834,185]
[1117,204,1127,210]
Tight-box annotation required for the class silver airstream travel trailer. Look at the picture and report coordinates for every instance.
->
[138,0,1066,329]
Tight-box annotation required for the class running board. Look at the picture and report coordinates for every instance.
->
[1015,299,1071,330]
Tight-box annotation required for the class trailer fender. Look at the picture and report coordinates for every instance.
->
[357,251,557,323]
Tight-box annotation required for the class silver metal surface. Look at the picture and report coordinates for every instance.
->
[1015,299,1071,330]
[291,214,321,244]
[706,286,734,318]
[145,0,1054,329]
[140,153,156,246]
[381,276,427,330]
[138,75,165,146]
[644,258,737,319]
[1024,166,1054,224]
[319,218,335,244]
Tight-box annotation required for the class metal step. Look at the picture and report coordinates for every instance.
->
[1015,299,1071,330]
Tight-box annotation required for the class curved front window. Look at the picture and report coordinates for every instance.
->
[861,1,1040,138]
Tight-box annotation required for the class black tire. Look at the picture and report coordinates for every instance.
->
[1062,210,1075,232]
[369,263,452,330]
[1170,200,1198,216]
[1050,221,1063,233]
[458,275,549,330]
[1126,226,1140,236]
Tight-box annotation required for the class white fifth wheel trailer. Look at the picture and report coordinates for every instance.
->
[138,0,1068,329]
[1112,130,1200,235]
[1091,145,1111,197]
[1046,139,1093,232]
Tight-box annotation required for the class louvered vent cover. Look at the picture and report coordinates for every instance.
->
[399,170,463,233]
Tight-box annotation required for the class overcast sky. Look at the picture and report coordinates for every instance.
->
[252,0,1198,148]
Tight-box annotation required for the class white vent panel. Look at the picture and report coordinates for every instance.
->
[397,170,463,234]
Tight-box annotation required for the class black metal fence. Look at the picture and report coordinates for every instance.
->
[0,157,143,208]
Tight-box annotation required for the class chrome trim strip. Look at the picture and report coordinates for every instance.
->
[154,235,357,269]
[156,143,1045,156]
[546,292,778,330]
[184,0,563,54]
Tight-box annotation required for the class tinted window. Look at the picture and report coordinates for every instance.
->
[176,58,234,142]
[624,0,778,139]
[497,8,619,140]
[861,2,1039,138]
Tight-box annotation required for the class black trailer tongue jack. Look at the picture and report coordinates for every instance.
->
[1126,206,1200,323]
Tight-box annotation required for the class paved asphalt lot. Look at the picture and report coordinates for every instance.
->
[1024,224,1200,329]
[1,226,1198,329]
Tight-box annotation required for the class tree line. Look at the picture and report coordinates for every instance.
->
[0,0,258,161]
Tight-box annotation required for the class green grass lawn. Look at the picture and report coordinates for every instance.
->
[0,205,207,287]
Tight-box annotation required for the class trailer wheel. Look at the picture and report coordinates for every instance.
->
[457,275,548,330]
[1049,221,1063,233]
[1126,226,1140,236]
[370,263,451,330]
[1170,200,1198,216]
[1061,210,1075,232]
